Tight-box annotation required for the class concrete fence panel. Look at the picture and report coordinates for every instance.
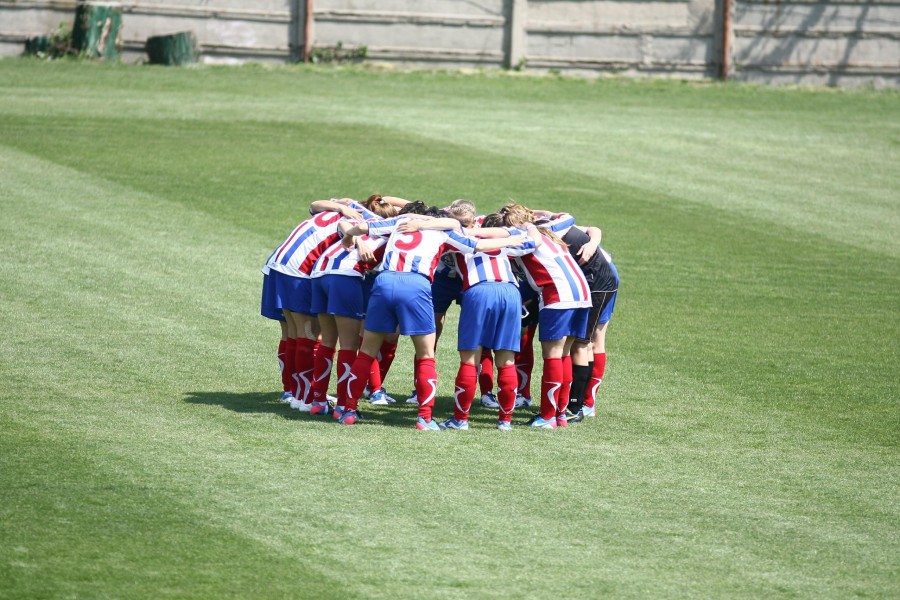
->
[1,0,897,87]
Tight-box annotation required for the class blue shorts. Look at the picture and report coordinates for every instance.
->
[260,273,285,321]
[432,271,463,314]
[362,273,376,308]
[538,306,590,342]
[599,290,617,325]
[310,274,365,320]
[458,283,522,352]
[278,274,314,316]
[365,272,435,336]
[266,270,310,316]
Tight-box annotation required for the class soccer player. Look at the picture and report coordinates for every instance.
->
[307,194,400,415]
[561,226,619,419]
[408,213,541,430]
[528,211,619,421]
[403,199,477,405]
[261,198,371,410]
[335,208,530,430]
[499,204,592,429]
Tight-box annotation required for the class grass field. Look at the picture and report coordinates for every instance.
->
[1,59,898,598]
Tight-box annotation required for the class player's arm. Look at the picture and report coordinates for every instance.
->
[576,226,602,264]
[465,226,510,239]
[311,199,363,221]
[339,219,370,248]
[355,236,375,263]
[474,233,529,253]
[397,216,461,232]
[381,196,411,209]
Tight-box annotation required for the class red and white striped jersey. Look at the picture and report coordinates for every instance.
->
[263,201,377,278]
[368,217,479,281]
[540,213,576,237]
[452,237,537,292]
[310,235,387,278]
[514,234,591,310]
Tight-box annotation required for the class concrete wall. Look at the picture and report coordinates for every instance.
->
[730,0,900,88]
[1,0,897,87]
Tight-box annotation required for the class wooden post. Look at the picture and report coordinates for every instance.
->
[303,0,314,63]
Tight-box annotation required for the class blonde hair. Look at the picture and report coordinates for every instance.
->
[497,203,568,247]
[447,199,476,227]
[498,203,534,228]
[364,193,398,219]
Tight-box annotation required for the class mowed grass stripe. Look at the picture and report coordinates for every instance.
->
[0,419,366,600]
[2,62,896,256]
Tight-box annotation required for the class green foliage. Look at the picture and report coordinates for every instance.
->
[309,41,368,64]
[24,22,75,59]
[0,61,897,599]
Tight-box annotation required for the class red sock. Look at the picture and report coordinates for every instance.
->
[560,355,573,415]
[515,326,536,398]
[453,362,477,421]
[478,349,494,395]
[497,365,518,422]
[345,352,375,411]
[284,338,298,398]
[378,340,398,382]
[414,357,438,421]
[309,345,336,403]
[335,349,357,407]
[293,337,317,403]
[584,352,606,409]
[540,357,564,420]
[277,339,290,392]
[368,354,383,391]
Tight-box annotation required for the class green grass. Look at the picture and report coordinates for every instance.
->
[1,59,898,599]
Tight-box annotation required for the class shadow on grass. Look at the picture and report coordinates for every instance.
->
[182,391,461,428]
[183,391,298,419]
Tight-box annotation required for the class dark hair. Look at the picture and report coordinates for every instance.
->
[424,206,450,218]
[399,200,427,215]
[481,213,503,228]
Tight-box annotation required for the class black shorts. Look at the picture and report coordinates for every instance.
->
[575,289,617,344]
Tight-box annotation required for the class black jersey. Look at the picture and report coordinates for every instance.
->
[562,227,619,292]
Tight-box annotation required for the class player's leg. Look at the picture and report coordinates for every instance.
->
[440,348,477,430]
[309,310,338,413]
[515,325,536,407]
[334,315,362,410]
[494,349,517,428]
[290,310,319,407]
[478,348,498,408]
[583,290,616,417]
[535,336,565,427]
[411,332,439,430]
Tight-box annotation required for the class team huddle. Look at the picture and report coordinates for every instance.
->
[260,195,619,431]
